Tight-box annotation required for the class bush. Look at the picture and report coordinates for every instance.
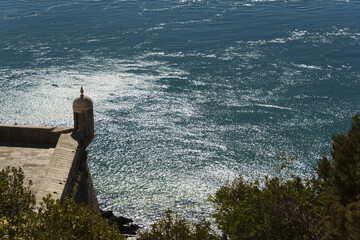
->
[137,209,219,240]
[316,115,360,239]
[0,166,35,238]
[3,115,360,239]
[20,196,126,240]
[0,166,125,240]
[0,166,35,220]
[209,175,325,240]
[141,115,360,240]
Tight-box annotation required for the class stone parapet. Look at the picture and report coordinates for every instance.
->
[0,124,99,211]
[0,124,74,145]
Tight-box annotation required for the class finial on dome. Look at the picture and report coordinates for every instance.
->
[80,87,84,97]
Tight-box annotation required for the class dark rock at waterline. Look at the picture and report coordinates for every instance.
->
[100,209,140,235]
[118,223,141,236]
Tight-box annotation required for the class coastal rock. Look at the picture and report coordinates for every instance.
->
[100,209,140,235]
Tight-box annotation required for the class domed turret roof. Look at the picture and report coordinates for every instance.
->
[73,87,93,110]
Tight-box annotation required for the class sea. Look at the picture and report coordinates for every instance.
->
[0,0,359,225]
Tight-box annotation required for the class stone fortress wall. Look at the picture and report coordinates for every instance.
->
[0,88,99,211]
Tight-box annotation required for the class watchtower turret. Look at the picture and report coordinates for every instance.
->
[72,87,94,147]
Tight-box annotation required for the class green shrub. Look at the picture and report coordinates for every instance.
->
[317,115,360,204]
[137,209,219,240]
[0,166,125,240]
[140,115,360,240]
[3,115,360,239]
[0,166,35,238]
[20,196,126,240]
[316,115,360,239]
[209,175,325,240]
[0,166,35,220]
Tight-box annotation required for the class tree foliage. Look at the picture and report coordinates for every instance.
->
[2,115,360,239]
[137,209,219,240]
[316,115,360,239]
[20,196,126,240]
[209,175,325,240]
[0,167,35,222]
[0,166,36,238]
[0,167,125,240]
[139,115,360,240]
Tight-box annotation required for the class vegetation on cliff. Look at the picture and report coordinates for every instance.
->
[0,167,125,240]
[2,115,360,239]
[138,115,360,240]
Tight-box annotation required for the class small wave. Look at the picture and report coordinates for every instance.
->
[268,38,287,44]
[87,39,100,43]
[179,19,212,24]
[24,12,41,18]
[248,0,309,2]
[145,26,165,32]
[256,104,292,110]
[249,0,277,2]
[47,2,79,12]
[293,63,322,70]
[289,29,308,40]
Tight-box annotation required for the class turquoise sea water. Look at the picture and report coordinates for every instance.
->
[1,0,359,225]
